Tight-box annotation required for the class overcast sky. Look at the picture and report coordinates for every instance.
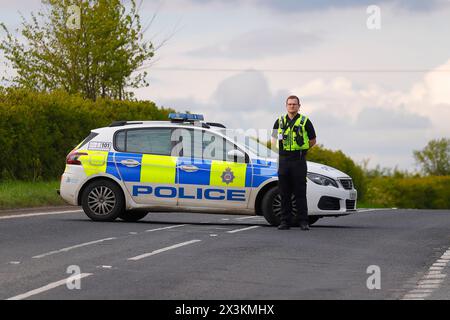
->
[1,0,450,170]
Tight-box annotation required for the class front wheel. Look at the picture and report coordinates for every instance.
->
[81,179,125,222]
[261,186,282,226]
[261,186,315,226]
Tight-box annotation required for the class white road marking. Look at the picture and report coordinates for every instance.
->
[430,267,444,271]
[235,216,260,221]
[227,226,260,234]
[432,263,447,267]
[7,273,93,300]
[210,234,218,237]
[422,274,446,279]
[410,289,434,294]
[128,240,202,261]
[0,210,83,220]
[32,238,117,259]
[9,261,21,265]
[404,293,430,298]
[145,225,186,232]
[418,279,444,285]
[417,285,440,289]
[428,271,444,275]
[357,208,397,213]
[402,246,450,300]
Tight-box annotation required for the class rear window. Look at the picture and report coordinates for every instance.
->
[115,128,173,156]
[77,132,99,149]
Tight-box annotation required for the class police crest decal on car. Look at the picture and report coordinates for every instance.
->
[221,167,235,185]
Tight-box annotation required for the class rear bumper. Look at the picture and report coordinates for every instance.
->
[59,172,79,206]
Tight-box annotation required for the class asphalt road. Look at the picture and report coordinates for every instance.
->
[1,207,450,300]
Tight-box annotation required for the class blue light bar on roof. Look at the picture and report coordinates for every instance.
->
[169,113,204,122]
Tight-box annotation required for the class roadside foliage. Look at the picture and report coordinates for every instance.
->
[365,176,450,209]
[0,88,172,181]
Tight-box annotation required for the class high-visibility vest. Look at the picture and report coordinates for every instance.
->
[278,114,310,151]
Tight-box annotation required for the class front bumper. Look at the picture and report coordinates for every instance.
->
[308,186,357,216]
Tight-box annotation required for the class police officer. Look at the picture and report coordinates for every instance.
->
[272,95,316,230]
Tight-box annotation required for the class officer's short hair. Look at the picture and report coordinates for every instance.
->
[286,95,300,105]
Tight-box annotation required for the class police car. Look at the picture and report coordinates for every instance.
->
[59,113,357,226]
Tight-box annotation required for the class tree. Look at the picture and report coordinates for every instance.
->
[0,0,153,100]
[413,138,450,176]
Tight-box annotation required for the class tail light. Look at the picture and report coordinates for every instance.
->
[66,151,88,165]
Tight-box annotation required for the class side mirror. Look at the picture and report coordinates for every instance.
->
[227,149,246,162]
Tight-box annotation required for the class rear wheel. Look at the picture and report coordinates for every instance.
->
[261,186,315,227]
[81,179,124,222]
[119,210,149,222]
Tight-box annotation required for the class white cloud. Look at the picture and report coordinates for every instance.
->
[187,29,320,59]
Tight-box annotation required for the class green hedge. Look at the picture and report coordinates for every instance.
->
[365,176,450,209]
[0,88,173,181]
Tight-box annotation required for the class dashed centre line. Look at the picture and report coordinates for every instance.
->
[145,225,186,232]
[227,226,260,234]
[128,240,202,261]
[32,238,117,259]
[235,216,261,221]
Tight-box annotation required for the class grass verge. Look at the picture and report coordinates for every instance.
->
[0,180,65,210]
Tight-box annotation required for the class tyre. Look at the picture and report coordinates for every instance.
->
[261,186,313,227]
[261,186,282,226]
[81,179,125,222]
[119,210,149,222]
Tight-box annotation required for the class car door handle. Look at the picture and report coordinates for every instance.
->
[120,159,141,167]
[180,165,199,173]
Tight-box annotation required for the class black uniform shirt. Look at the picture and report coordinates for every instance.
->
[272,114,316,159]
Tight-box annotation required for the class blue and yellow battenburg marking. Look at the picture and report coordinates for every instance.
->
[75,151,277,195]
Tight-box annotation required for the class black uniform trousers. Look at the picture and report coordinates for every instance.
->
[278,152,308,225]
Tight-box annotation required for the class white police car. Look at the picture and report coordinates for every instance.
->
[59,113,357,226]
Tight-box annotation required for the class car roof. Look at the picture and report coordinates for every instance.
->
[94,121,226,133]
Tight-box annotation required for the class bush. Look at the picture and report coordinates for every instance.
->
[365,176,450,209]
[0,88,173,181]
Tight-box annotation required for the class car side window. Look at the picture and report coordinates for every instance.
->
[115,128,173,156]
[175,129,247,163]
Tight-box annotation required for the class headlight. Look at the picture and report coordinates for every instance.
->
[307,173,339,188]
